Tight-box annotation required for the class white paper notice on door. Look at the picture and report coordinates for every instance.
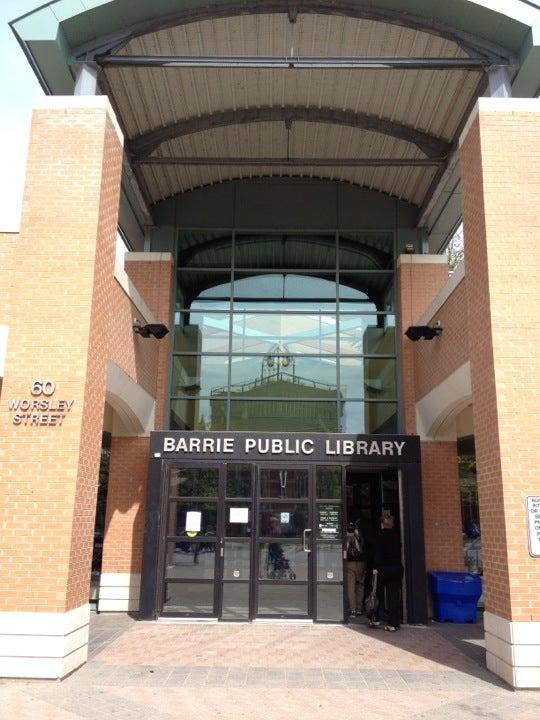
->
[229,507,249,524]
[185,511,202,532]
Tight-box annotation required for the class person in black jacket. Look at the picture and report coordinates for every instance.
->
[369,512,403,631]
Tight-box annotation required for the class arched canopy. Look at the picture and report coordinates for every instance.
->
[10,1,540,213]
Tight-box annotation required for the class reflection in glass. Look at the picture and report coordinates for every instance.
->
[258,543,307,581]
[171,355,230,397]
[170,398,226,431]
[165,542,216,580]
[339,275,394,312]
[316,585,344,622]
[221,582,250,620]
[174,312,230,353]
[339,357,397,400]
[230,400,339,432]
[230,313,337,354]
[225,503,252,537]
[259,504,308,538]
[339,315,396,355]
[170,501,217,537]
[340,401,397,433]
[169,468,219,498]
[229,356,338,398]
[226,465,252,497]
[163,582,214,614]
[223,541,251,580]
[316,466,342,499]
[316,543,343,581]
[257,585,308,616]
[233,274,337,302]
[260,468,308,498]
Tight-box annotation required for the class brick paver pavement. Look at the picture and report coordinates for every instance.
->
[1,613,540,719]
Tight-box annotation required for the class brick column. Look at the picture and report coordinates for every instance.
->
[0,97,123,678]
[460,98,540,688]
[397,256,464,574]
[98,253,174,611]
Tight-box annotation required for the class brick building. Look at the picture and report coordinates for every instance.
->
[0,0,539,689]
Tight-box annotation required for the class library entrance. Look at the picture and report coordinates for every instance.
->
[140,432,427,624]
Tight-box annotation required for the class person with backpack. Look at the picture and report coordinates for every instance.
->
[346,521,367,617]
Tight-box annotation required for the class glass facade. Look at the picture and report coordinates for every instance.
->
[170,231,397,433]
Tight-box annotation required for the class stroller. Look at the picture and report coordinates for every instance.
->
[267,543,297,580]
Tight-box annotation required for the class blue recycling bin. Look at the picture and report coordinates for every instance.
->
[428,571,482,623]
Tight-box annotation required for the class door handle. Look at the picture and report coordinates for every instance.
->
[303,528,312,553]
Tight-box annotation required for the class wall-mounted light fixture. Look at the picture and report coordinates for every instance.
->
[404,324,443,341]
[133,322,169,339]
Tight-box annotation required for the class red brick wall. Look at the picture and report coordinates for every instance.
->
[101,437,149,574]
[125,256,174,431]
[414,279,469,402]
[421,441,465,572]
[397,258,465,574]
[460,104,540,622]
[0,103,123,613]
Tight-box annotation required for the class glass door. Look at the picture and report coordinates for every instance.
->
[159,464,221,617]
[255,465,314,619]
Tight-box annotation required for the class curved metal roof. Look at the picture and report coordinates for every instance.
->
[10,1,540,220]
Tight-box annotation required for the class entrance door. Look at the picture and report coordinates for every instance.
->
[157,462,345,621]
[254,465,314,619]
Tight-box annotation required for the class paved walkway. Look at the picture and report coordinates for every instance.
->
[2,613,540,720]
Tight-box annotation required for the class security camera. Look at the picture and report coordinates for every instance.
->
[404,325,443,341]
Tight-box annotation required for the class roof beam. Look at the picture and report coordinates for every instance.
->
[72,1,514,65]
[129,106,451,159]
[132,156,444,167]
[97,54,491,71]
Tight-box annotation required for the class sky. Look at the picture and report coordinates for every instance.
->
[0,1,45,232]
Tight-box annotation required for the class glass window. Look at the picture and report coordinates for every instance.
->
[229,356,337,398]
[338,232,393,270]
[171,355,230,397]
[165,542,216,580]
[340,401,398,433]
[257,584,308,616]
[226,464,252,498]
[174,312,230,353]
[316,466,342,499]
[316,543,344,581]
[163,582,214,614]
[339,315,396,355]
[170,398,226,431]
[259,468,308,499]
[259,504,308,538]
[169,468,219,497]
[221,582,250,620]
[339,357,396,400]
[223,541,251,580]
[316,585,343,621]
[258,543,307,580]
[169,501,218,537]
[339,274,394,312]
[230,314,337,354]
[178,231,233,268]
[230,400,339,432]
[235,233,336,269]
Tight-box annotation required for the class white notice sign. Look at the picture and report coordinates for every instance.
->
[526,497,540,557]
[229,507,249,524]
[185,511,202,533]
[280,512,290,524]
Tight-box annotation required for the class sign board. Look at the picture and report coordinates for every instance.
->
[229,507,249,524]
[318,504,341,538]
[7,380,75,427]
[526,497,540,557]
[150,431,420,465]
